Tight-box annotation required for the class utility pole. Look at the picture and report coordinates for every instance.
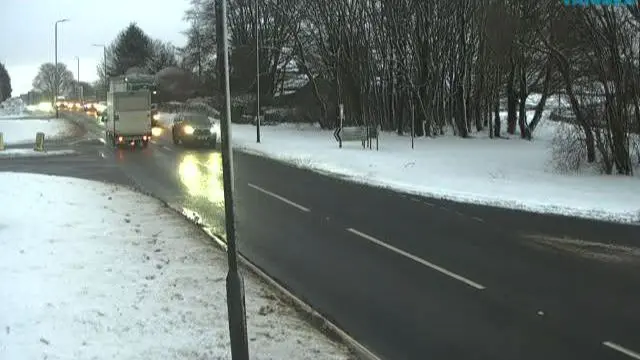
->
[54,18,69,118]
[216,0,250,359]
[255,0,261,143]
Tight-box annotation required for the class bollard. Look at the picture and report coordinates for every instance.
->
[34,132,45,152]
[0,132,4,151]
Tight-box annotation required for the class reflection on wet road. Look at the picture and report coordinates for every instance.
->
[177,151,227,235]
[178,152,224,204]
[105,138,227,236]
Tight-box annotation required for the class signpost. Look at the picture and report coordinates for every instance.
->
[333,104,344,148]
[34,132,45,152]
[332,103,379,150]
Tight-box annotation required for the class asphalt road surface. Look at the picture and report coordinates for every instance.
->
[7,116,640,360]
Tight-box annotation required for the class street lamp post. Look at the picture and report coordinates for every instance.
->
[255,0,261,143]
[92,44,108,101]
[216,0,249,359]
[54,18,69,118]
[75,56,83,106]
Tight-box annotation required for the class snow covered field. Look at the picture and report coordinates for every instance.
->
[0,173,351,360]
[231,112,640,224]
[0,118,74,145]
[0,149,76,158]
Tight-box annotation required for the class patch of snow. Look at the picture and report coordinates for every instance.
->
[231,113,640,224]
[0,149,76,158]
[0,119,74,145]
[0,172,351,360]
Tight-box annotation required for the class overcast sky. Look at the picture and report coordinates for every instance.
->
[0,0,190,96]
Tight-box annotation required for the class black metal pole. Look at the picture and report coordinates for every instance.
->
[255,0,261,143]
[216,0,250,358]
[411,101,414,149]
[54,22,59,118]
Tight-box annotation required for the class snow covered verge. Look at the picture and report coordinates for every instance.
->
[0,173,352,360]
[230,113,640,224]
[0,149,76,158]
[0,118,75,145]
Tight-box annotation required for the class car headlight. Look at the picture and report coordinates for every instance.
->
[210,124,220,134]
[184,125,194,135]
[153,114,159,121]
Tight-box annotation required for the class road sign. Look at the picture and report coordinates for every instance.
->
[34,132,45,151]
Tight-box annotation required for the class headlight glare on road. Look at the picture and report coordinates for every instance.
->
[184,125,194,135]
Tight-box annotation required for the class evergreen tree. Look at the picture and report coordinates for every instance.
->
[111,23,154,76]
[0,62,12,102]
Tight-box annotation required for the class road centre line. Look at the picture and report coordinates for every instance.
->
[603,342,640,360]
[346,228,486,290]
[248,183,311,212]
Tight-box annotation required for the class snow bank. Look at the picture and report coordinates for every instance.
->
[0,173,351,360]
[0,149,76,158]
[231,113,640,223]
[0,119,74,145]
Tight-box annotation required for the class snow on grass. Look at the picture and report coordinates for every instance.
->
[0,118,75,145]
[0,113,27,120]
[0,149,76,158]
[231,112,640,224]
[0,173,352,360]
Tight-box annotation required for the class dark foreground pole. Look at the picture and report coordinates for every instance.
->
[216,0,250,359]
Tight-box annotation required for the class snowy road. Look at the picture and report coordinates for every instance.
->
[79,127,639,360]
[7,112,639,360]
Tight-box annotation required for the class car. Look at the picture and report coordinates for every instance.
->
[172,112,219,148]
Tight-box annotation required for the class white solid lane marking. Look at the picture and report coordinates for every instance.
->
[99,151,105,159]
[248,183,311,212]
[603,342,640,359]
[471,216,485,223]
[162,145,173,151]
[346,228,486,290]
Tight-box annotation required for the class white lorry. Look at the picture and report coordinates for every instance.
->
[103,77,152,148]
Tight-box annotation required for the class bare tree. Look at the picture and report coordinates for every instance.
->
[32,63,74,102]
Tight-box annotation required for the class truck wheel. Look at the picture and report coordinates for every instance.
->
[172,132,179,145]
[142,140,149,148]
[210,139,217,149]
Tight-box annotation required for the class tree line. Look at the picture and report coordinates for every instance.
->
[31,23,193,105]
[179,0,640,175]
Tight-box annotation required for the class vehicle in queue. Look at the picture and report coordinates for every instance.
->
[171,111,220,148]
[103,76,152,148]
